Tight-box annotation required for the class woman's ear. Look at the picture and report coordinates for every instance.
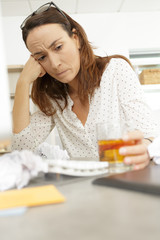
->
[72,28,80,50]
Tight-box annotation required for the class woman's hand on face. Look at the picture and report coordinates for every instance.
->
[119,130,151,171]
[19,55,46,85]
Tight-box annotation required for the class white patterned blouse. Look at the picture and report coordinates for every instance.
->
[12,58,159,159]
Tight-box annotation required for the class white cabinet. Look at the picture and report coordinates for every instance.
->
[129,49,160,122]
[129,48,160,81]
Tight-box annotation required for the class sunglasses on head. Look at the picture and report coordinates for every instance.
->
[20,1,67,29]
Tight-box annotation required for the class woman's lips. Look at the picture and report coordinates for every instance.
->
[56,69,68,77]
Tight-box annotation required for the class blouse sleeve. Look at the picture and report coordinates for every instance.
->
[113,58,160,137]
[11,111,55,151]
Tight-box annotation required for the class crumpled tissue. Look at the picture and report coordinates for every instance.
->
[0,150,48,191]
[36,142,70,160]
[0,143,70,191]
[148,136,160,164]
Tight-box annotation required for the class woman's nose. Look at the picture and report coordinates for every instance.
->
[49,53,61,69]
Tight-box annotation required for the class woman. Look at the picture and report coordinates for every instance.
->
[12,2,158,170]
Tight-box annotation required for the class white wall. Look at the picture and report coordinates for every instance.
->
[2,12,160,65]
[2,16,29,64]
[0,15,12,141]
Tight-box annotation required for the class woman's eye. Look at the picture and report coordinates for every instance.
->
[55,45,62,51]
[38,56,45,62]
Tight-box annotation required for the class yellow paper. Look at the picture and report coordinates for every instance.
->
[0,185,65,210]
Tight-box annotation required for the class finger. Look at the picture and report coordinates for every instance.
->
[133,159,150,171]
[119,143,147,156]
[124,152,149,165]
[122,130,143,142]
[30,56,46,77]
[39,65,46,77]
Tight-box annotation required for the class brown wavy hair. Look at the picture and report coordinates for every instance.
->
[22,7,132,116]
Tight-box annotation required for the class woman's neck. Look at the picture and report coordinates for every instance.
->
[68,78,78,97]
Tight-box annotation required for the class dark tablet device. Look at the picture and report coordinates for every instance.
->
[93,163,160,196]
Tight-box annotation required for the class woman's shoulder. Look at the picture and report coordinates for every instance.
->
[30,110,52,122]
[100,56,136,87]
[105,56,131,71]
[102,56,133,78]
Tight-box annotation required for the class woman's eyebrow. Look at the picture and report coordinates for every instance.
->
[32,38,62,56]
[48,38,62,49]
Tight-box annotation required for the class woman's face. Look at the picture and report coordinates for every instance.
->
[26,23,80,84]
